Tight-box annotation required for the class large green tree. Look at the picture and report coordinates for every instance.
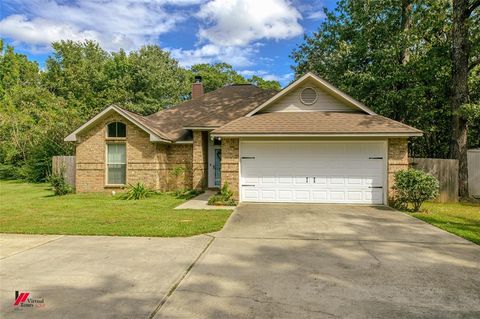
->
[189,63,281,92]
[1,40,281,181]
[450,0,480,196]
[292,0,479,172]
[43,41,191,118]
[0,41,77,181]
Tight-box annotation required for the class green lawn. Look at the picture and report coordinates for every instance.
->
[0,180,231,237]
[411,202,480,245]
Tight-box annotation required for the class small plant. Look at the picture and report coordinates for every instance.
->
[172,188,204,200]
[208,182,236,206]
[121,182,156,200]
[170,166,186,177]
[48,172,74,196]
[392,169,439,212]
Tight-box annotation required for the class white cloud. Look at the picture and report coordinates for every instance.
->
[0,0,199,51]
[197,0,303,46]
[306,10,326,20]
[169,43,257,67]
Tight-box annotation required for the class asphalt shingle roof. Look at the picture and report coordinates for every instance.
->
[211,112,422,136]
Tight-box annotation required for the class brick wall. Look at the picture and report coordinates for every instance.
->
[387,138,409,199]
[192,131,208,189]
[221,138,240,200]
[75,111,193,192]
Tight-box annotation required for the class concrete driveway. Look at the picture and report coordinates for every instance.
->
[156,204,480,319]
[0,234,212,318]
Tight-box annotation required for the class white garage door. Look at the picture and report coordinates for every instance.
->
[240,141,386,204]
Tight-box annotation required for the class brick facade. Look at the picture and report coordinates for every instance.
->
[192,131,208,189]
[75,111,193,192]
[387,138,409,199]
[76,113,409,204]
[220,138,240,200]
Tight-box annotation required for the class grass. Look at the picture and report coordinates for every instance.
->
[0,180,232,237]
[410,201,480,245]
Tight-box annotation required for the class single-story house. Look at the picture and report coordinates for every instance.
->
[65,72,422,204]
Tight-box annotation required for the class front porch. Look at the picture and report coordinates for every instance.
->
[192,131,223,190]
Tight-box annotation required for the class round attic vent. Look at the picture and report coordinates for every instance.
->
[300,87,318,105]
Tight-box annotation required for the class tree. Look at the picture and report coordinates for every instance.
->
[291,0,479,177]
[450,0,480,197]
[190,63,248,92]
[0,42,77,181]
[248,75,281,91]
[43,41,191,117]
[127,45,190,114]
[189,63,281,92]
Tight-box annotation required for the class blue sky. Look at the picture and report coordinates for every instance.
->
[0,0,337,86]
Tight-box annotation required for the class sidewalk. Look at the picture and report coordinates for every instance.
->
[175,190,236,210]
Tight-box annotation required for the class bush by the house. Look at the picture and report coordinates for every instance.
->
[208,182,236,206]
[121,183,156,200]
[48,173,74,196]
[392,169,439,212]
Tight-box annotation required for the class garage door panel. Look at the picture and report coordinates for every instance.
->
[240,141,385,204]
[278,190,294,200]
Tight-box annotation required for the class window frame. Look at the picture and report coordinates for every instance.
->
[105,142,127,186]
[106,121,127,139]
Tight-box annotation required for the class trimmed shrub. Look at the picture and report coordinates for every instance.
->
[393,169,439,212]
[120,182,156,200]
[208,182,236,206]
[48,173,74,196]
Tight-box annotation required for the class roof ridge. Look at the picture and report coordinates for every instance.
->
[184,89,276,128]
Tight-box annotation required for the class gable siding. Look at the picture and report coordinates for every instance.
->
[260,80,357,113]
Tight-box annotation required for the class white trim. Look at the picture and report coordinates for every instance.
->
[212,133,422,138]
[245,72,376,116]
[383,140,388,205]
[105,142,127,187]
[174,140,194,144]
[64,105,171,143]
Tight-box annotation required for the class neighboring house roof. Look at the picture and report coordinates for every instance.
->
[211,112,423,137]
[246,72,376,116]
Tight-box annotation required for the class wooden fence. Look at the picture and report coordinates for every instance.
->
[409,158,458,203]
[52,156,76,187]
[468,149,480,198]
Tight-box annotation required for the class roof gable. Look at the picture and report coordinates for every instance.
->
[246,73,376,116]
[64,105,171,143]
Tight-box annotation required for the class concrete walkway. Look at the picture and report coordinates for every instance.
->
[0,234,212,319]
[175,190,235,210]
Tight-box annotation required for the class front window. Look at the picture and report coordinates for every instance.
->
[107,122,126,138]
[107,143,126,185]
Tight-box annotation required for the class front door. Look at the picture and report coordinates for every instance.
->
[214,148,221,187]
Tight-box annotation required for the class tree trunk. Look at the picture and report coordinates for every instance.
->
[399,0,413,65]
[450,0,470,197]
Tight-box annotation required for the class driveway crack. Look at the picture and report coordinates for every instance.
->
[147,235,215,319]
